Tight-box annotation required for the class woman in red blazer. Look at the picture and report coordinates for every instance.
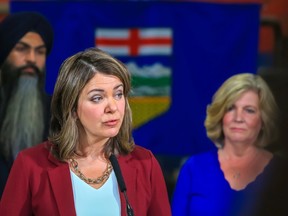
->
[0,47,171,216]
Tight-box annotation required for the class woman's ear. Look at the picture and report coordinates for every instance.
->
[72,108,78,119]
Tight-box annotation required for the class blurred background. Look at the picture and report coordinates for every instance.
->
[1,0,288,200]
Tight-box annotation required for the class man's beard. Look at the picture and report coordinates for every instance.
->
[0,63,45,160]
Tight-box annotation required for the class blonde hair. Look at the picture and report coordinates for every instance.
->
[205,73,279,148]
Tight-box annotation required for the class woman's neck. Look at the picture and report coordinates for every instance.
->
[75,137,109,159]
[218,144,273,191]
[220,143,259,159]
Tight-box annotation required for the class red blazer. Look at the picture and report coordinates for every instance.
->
[0,141,171,216]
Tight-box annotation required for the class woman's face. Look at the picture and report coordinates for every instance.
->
[222,90,262,146]
[76,72,125,142]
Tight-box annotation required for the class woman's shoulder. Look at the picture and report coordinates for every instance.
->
[129,145,154,158]
[179,147,219,174]
[118,145,157,167]
[15,141,56,168]
[266,152,288,176]
[19,141,51,157]
[186,147,218,164]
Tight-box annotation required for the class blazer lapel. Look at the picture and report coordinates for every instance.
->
[47,154,76,216]
[118,154,137,216]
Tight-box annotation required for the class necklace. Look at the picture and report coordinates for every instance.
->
[69,158,113,184]
[219,148,261,181]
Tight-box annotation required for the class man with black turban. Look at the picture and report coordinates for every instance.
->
[0,11,54,197]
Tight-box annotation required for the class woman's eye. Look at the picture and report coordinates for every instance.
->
[245,108,256,113]
[226,106,234,112]
[91,96,102,103]
[115,92,123,100]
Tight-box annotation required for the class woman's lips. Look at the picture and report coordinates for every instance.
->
[103,119,118,126]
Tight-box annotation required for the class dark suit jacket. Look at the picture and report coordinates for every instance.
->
[0,141,171,216]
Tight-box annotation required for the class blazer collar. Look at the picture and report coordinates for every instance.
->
[45,142,137,216]
[46,143,76,216]
[117,153,137,216]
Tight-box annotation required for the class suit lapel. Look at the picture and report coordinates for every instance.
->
[47,154,76,216]
[46,150,137,216]
[118,154,137,216]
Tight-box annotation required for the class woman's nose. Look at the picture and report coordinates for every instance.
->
[105,98,117,113]
[234,110,244,123]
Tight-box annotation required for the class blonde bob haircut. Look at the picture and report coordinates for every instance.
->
[49,47,134,161]
[205,73,279,148]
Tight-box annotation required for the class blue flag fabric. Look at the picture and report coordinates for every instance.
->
[11,1,260,156]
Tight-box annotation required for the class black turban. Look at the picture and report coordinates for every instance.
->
[0,11,54,66]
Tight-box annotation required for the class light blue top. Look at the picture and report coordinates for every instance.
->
[70,170,121,216]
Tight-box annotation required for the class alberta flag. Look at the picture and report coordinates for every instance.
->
[95,28,172,56]
[11,1,260,155]
[96,27,173,97]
